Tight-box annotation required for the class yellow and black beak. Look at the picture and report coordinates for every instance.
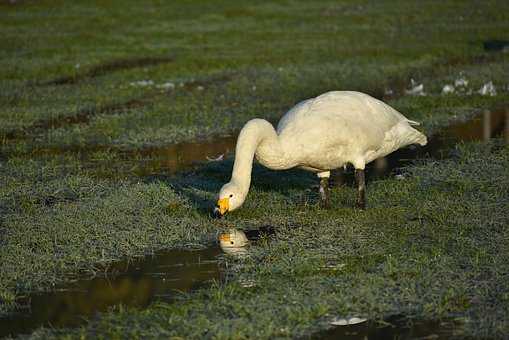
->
[213,197,229,218]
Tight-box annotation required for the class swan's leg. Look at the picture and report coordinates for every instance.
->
[319,177,330,208]
[355,169,366,209]
[317,171,330,208]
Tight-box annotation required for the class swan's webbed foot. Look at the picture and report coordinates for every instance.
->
[319,177,330,208]
[355,169,366,209]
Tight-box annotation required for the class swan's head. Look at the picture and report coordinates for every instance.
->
[213,182,245,218]
[218,229,249,256]
[218,229,249,248]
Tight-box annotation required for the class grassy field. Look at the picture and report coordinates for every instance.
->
[1,0,509,338]
[26,141,508,339]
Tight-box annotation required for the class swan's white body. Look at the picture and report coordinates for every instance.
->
[216,91,427,213]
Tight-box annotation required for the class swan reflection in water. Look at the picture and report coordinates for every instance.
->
[218,229,249,256]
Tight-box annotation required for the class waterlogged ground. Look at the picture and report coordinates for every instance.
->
[0,247,222,337]
[8,140,505,340]
[1,0,509,338]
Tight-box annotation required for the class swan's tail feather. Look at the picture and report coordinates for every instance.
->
[405,119,427,145]
[382,122,428,156]
[415,132,427,146]
[409,127,428,146]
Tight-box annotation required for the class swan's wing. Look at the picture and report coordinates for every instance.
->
[310,91,410,127]
[309,91,425,150]
[277,91,419,134]
[277,91,422,162]
[278,91,407,137]
[276,98,314,134]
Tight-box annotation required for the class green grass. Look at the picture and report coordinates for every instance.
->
[19,140,509,339]
[2,0,509,145]
[1,0,509,338]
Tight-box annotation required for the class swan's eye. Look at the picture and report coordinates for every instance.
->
[230,241,234,245]
[229,194,233,198]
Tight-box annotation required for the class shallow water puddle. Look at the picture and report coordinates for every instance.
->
[129,135,237,177]
[23,134,237,178]
[0,247,222,338]
[0,226,276,338]
[1,109,507,337]
[319,315,463,339]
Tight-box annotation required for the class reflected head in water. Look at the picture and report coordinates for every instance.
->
[219,229,249,256]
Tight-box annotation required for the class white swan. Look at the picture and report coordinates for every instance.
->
[213,91,427,216]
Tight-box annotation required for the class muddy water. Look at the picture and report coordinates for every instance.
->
[318,315,462,340]
[0,109,507,338]
[0,247,221,338]
[24,134,238,178]
[130,135,237,177]
[0,226,276,338]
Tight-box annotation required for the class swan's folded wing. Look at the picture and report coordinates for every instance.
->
[276,98,314,133]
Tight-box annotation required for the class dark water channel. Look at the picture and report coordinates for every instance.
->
[0,108,507,338]
[0,247,222,338]
[26,134,237,178]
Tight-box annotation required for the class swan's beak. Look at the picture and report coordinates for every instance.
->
[213,197,229,218]
[219,233,231,242]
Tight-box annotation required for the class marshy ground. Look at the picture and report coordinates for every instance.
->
[1,1,508,339]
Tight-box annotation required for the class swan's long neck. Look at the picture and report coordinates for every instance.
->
[230,119,287,195]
